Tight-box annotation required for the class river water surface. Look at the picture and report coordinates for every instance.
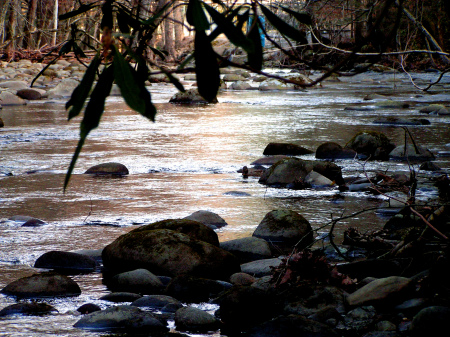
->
[0,70,449,336]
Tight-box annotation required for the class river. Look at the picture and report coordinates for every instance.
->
[0,69,449,336]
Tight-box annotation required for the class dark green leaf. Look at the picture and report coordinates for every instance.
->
[150,47,167,60]
[64,65,114,191]
[66,53,101,120]
[279,6,312,26]
[72,43,87,58]
[101,0,113,30]
[247,17,263,71]
[59,4,96,21]
[117,9,131,34]
[113,47,156,121]
[259,4,308,44]
[194,30,220,102]
[187,0,209,30]
[59,40,74,55]
[203,3,254,53]
[80,65,114,138]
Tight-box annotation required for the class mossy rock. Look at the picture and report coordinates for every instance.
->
[130,219,219,247]
[347,131,395,160]
[252,210,313,253]
[102,229,240,280]
[258,157,344,188]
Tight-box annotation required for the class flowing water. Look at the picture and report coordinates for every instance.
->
[0,70,449,336]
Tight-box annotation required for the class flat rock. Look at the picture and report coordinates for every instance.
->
[0,303,57,317]
[346,276,412,307]
[220,237,272,263]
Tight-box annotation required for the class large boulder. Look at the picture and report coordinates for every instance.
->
[84,162,129,175]
[258,157,344,188]
[73,305,168,332]
[1,273,81,298]
[389,144,435,162]
[130,218,219,247]
[183,210,228,230]
[263,143,314,156]
[102,229,240,280]
[34,251,98,273]
[409,306,450,337]
[252,210,313,253]
[347,131,395,160]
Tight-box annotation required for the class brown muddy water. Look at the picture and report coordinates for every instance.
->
[0,69,449,336]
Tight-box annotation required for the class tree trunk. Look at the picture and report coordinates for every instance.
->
[52,0,58,46]
[23,0,38,49]
[173,1,184,50]
[163,6,175,59]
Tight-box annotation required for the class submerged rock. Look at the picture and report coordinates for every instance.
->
[131,294,183,312]
[373,117,430,126]
[183,210,228,229]
[169,88,217,104]
[84,162,129,175]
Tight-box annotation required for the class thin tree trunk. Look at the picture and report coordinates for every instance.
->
[52,0,58,46]
[173,1,183,50]
[23,0,38,49]
[163,3,175,59]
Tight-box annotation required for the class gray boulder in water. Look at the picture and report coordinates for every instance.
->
[183,210,228,229]
[258,157,344,188]
[1,273,81,298]
[102,228,240,280]
[73,305,168,332]
[389,144,435,162]
[253,210,313,253]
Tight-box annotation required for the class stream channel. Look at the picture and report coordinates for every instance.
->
[0,69,449,336]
